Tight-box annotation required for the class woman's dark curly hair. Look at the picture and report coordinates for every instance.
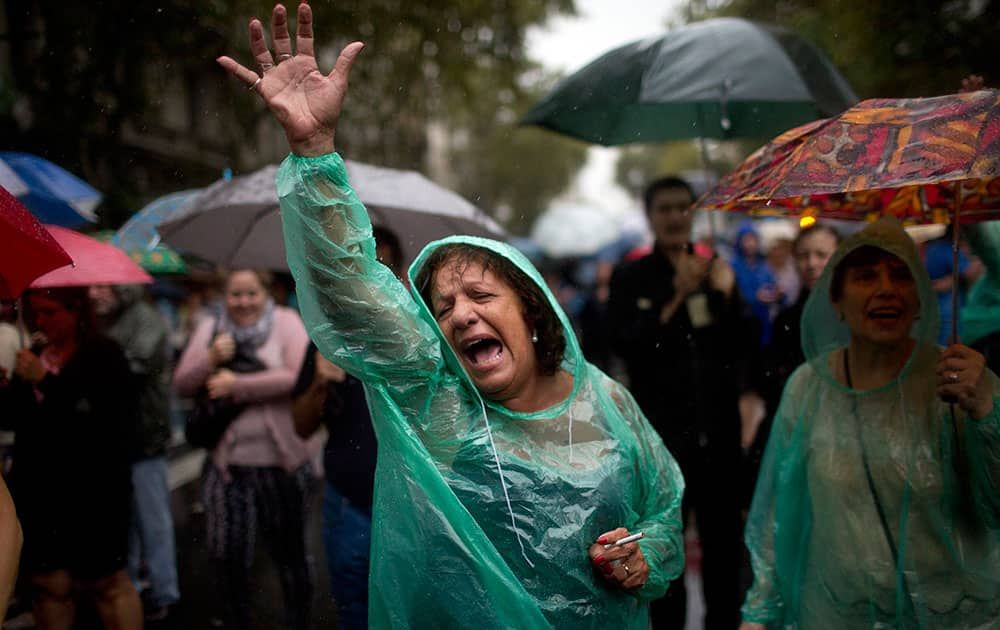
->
[415,244,566,376]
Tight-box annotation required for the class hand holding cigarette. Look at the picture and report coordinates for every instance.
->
[587,528,649,590]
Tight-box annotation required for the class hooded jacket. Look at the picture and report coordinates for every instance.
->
[742,217,1000,629]
[732,220,778,345]
[277,152,685,629]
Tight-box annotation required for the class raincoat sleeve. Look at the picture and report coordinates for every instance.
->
[742,367,808,624]
[607,376,686,601]
[276,152,443,388]
[964,373,1000,527]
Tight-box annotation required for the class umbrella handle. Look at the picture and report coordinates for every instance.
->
[950,185,963,345]
[941,185,963,405]
[719,78,733,132]
[16,297,25,348]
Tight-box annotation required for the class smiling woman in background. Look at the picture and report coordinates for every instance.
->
[740,217,1000,629]
[173,268,311,630]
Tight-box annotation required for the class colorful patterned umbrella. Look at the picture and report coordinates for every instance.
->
[93,230,188,275]
[125,245,188,275]
[698,89,1000,340]
[699,90,1000,224]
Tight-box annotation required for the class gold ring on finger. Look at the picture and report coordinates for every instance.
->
[623,564,630,575]
[248,77,263,92]
[277,53,293,62]
[950,371,960,382]
[259,62,274,72]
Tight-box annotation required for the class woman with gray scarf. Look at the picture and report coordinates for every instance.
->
[173,268,311,630]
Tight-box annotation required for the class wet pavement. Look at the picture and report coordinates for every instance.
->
[146,470,340,630]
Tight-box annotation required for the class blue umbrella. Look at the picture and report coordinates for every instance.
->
[0,152,103,227]
[113,189,203,252]
[0,159,28,197]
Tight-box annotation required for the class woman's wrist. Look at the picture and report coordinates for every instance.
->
[970,396,995,421]
[289,131,336,157]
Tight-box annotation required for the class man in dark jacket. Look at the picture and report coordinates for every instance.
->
[90,284,179,621]
[607,176,757,630]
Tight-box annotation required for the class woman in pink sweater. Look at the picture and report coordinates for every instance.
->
[173,269,311,630]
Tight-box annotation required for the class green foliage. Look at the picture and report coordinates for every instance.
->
[684,0,1000,98]
[441,67,589,235]
[1,0,576,228]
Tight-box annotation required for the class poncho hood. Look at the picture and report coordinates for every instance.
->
[801,216,940,388]
[408,235,584,418]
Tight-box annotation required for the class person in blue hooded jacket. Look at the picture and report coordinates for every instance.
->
[216,4,685,628]
[731,221,781,346]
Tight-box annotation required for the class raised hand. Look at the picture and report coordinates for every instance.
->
[216,2,364,157]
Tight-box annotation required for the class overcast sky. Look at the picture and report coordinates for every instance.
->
[525,0,683,218]
[527,0,681,75]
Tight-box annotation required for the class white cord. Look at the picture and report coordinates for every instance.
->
[568,403,575,465]
[479,398,535,568]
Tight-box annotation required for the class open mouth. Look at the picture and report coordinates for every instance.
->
[462,336,504,368]
[867,307,902,320]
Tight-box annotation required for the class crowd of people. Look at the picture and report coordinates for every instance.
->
[0,2,998,629]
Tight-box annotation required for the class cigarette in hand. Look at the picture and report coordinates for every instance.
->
[605,531,645,548]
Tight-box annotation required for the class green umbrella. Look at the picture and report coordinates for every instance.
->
[521,17,858,145]
[92,230,188,275]
[125,245,188,275]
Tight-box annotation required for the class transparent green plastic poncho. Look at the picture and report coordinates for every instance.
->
[961,222,1000,346]
[276,153,685,629]
[743,217,1000,629]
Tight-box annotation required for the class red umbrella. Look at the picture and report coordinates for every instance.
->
[699,89,1000,340]
[30,225,152,288]
[0,186,73,299]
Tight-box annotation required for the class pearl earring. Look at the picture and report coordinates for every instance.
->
[531,330,539,344]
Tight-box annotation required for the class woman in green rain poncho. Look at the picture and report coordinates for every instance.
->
[216,4,685,628]
[740,216,1000,630]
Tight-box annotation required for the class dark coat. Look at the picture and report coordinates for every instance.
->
[607,247,758,467]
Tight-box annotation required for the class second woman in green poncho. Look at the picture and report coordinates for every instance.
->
[741,217,1000,629]
[216,3,685,628]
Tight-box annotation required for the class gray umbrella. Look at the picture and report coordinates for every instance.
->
[159,160,506,270]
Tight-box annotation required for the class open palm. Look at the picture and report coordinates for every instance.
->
[217,2,363,157]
